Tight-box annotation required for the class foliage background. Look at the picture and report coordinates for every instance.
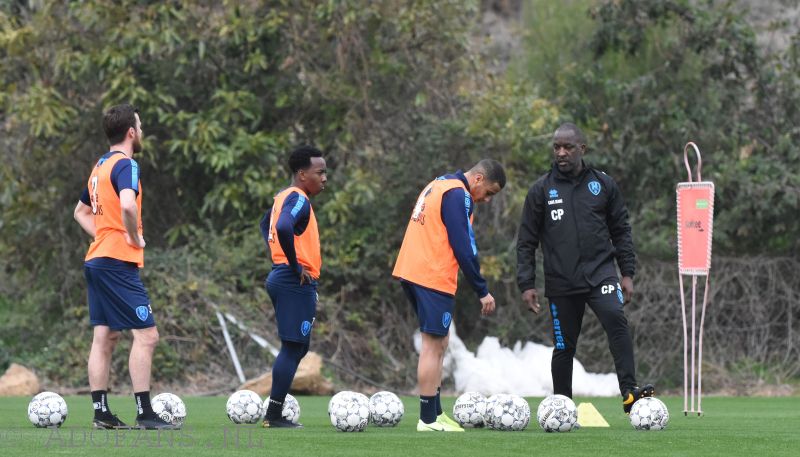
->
[1,0,797,393]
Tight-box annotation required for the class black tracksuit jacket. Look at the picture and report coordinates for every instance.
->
[516,162,636,297]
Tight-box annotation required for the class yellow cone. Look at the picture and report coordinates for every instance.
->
[577,402,610,427]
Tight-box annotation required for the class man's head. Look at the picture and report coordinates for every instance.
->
[103,104,142,153]
[552,122,587,176]
[465,159,506,203]
[289,145,327,196]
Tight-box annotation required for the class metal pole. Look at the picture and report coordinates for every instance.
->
[679,273,688,415]
[690,275,697,413]
[216,310,246,384]
[697,274,710,416]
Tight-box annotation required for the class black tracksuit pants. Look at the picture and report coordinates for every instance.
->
[547,278,636,398]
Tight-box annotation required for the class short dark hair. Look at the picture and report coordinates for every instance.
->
[555,122,587,145]
[103,104,139,145]
[288,145,323,173]
[471,159,506,189]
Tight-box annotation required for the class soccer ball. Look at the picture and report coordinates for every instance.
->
[537,394,578,432]
[263,393,301,424]
[28,392,68,428]
[484,394,530,431]
[328,391,370,432]
[453,391,487,428]
[151,393,187,426]
[630,397,669,431]
[369,391,404,427]
[226,390,264,424]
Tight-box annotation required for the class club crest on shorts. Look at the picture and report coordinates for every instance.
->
[588,181,601,196]
[442,312,452,329]
[617,289,624,303]
[135,305,149,321]
[300,320,312,336]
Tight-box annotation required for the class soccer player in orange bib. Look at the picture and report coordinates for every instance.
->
[259,146,326,428]
[393,159,505,431]
[73,104,174,430]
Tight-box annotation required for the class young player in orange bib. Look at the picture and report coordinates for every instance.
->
[259,146,326,428]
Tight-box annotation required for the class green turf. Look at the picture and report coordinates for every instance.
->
[1,395,798,456]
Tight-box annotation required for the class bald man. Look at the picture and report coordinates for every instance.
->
[516,123,654,413]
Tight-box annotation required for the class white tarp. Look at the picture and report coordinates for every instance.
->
[416,326,620,397]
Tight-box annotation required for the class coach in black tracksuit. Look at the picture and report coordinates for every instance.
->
[516,122,652,413]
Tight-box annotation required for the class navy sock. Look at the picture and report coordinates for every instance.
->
[435,387,443,416]
[91,390,111,418]
[269,340,307,419]
[266,398,284,421]
[420,395,437,424]
[134,391,153,417]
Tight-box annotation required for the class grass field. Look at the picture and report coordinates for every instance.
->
[1,395,798,456]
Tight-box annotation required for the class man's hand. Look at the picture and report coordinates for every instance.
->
[621,276,634,305]
[479,293,496,316]
[124,232,146,249]
[522,288,541,314]
[299,266,314,285]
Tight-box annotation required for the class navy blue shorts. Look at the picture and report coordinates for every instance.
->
[401,280,453,336]
[84,258,155,331]
[266,265,317,344]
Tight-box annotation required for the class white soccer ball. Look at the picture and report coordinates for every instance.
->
[226,390,264,424]
[453,391,487,428]
[537,394,578,432]
[484,393,530,431]
[630,397,669,431]
[369,391,404,427]
[328,391,370,432]
[28,392,68,428]
[151,393,187,426]
[263,393,301,424]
